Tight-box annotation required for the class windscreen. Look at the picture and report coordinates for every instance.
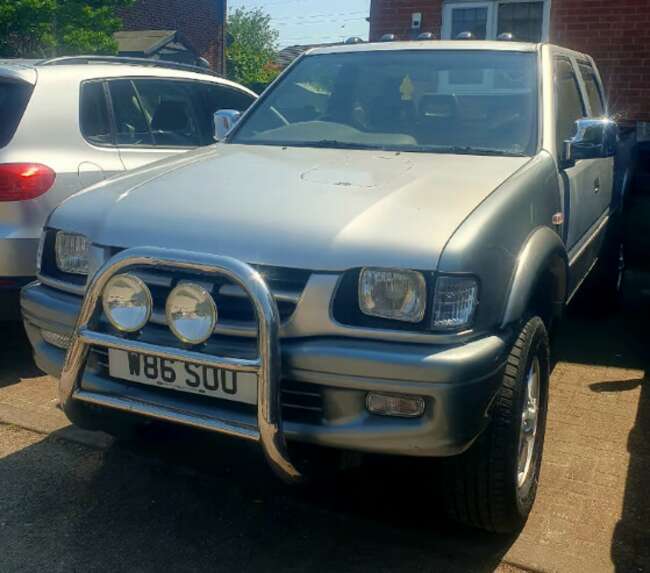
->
[0,80,33,148]
[232,50,539,156]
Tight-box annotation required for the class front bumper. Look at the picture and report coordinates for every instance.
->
[21,254,511,463]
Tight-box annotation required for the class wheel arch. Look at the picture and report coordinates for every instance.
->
[501,226,568,329]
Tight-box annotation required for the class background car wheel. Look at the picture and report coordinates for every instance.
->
[443,316,550,533]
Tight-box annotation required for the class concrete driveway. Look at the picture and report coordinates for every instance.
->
[0,307,648,573]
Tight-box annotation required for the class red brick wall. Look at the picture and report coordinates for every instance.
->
[369,0,443,41]
[549,0,650,123]
[369,0,650,123]
[120,0,226,74]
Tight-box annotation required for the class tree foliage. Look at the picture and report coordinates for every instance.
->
[226,7,279,89]
[0,0,134,58]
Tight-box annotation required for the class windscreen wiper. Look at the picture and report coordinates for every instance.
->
[439,146,527,157]
[304,140,382,150]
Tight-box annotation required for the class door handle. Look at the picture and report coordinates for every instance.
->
[593,178,601,194]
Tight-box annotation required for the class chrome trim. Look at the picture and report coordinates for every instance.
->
[59,246,301,483]
[74,390,259,441]
[568,209,610,268]
[37,273,86,296]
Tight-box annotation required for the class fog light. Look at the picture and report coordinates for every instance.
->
[102,274,152,333]
[366,393,425,418]
[166,282,217,345]
[41,329,71,350]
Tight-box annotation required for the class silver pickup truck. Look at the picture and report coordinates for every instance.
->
[21,41,618,533]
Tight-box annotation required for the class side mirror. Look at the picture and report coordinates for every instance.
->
[562,118,618,168]
[213,109,242,141]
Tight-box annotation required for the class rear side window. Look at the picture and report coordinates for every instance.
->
[80,81,112,146]
[103,78,256,148]
[0,80,34,148]
[577,62,606,117]
[132,79,203,147]
[108,80,154,146]
[554,57,586,153]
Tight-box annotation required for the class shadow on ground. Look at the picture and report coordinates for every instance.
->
[0,321,41,388]
[0,423,517,572]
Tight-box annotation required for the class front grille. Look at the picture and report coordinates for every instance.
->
[132,265,309,337]
[89,346,323,424]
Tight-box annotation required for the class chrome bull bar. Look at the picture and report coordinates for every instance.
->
[59,247,302,483]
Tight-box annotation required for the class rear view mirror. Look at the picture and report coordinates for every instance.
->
[213,109,242,141]
[562,118,618,168]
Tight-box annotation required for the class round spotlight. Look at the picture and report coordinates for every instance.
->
[166,283,217,345]
[102,274,152,333]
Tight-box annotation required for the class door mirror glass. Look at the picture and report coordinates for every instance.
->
[562,118,618,167]
[213,109,242,141]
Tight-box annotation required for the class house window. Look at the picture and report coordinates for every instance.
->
[497,2,544,42]
[451,6,489,39]
[443,1,549,43]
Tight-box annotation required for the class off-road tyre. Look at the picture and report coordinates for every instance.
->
[443,316,550,533]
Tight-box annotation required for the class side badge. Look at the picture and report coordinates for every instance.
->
[552,212,564,225]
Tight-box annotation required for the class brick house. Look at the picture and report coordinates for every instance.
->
[120,0,226,74]
[369,0,650,130]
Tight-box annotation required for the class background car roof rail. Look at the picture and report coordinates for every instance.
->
[38,55,221,78]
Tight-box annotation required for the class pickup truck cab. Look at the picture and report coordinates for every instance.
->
[21,41,618,533]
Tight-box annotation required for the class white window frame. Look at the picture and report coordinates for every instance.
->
[442,0,551,42]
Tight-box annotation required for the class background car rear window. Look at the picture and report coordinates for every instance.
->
[108,80,154,146]
[132,79,203,147]
[106,79,254,147]
[0,80,34,148]
[80,81,112,146]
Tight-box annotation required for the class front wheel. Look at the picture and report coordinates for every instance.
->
[443,316,550,533]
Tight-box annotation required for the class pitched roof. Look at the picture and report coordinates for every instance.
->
[275,42,342,68]
[114,30,190,56]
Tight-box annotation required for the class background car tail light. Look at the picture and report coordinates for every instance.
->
[0,163,56,202]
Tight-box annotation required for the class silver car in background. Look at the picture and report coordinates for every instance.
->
[0,57,256,318]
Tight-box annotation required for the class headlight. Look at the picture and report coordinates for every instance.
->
[358,268,426,323]
[432,276,479,330]
[55,232,89,275]
[102,274,152,333]
[166,283,217,344]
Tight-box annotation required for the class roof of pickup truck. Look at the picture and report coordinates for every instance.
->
[309,40,541,55]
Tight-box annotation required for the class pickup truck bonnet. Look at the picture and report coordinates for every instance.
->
[50,144,529,272]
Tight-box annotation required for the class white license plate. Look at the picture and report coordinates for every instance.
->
[108,349,257,405]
